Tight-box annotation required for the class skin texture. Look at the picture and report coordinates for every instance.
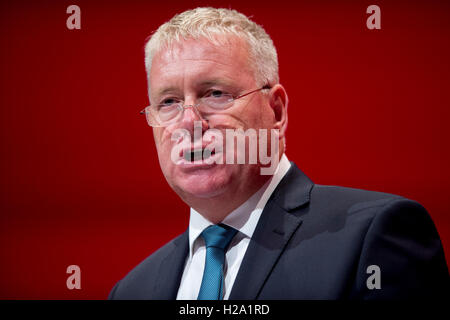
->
[149,35,288,223]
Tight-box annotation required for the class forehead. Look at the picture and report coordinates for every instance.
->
[149,35,256,95]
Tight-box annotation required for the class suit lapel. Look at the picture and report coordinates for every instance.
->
[153,230,189,299]
[229,163,314,299]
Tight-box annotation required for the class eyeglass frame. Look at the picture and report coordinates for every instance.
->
[140,84,272,127]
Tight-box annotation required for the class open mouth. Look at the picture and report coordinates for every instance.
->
[183,148,216,162]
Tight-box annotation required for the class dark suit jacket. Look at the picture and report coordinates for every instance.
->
[109,163,449,299]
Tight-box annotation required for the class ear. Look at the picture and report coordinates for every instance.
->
[269,84,288,139]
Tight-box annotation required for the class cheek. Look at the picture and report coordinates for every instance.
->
[153,129,174,170]
[238,99,274,129]
[256,103,276,128]
[153,128,173,153]
[152,131,163,158]
[152,128,161,148]
[207,114,244,129]
[237,111,271,132]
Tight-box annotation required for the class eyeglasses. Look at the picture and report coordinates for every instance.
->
[140,85,271,127]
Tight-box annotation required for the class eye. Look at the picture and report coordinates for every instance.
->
[202,89,233,109]
[208,90,225,98]
[203,89,232,102]
[156,98,181,122]
[156,97,181,111]
[160,98,178,106]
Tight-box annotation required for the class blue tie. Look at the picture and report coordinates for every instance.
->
[197,224,237,300]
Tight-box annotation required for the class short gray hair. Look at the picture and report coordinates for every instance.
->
[144,7,279,92]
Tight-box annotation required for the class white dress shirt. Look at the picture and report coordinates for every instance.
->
[176,154,291,300]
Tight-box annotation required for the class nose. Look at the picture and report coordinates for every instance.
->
[178,104,209,139]
[182,104,202,122]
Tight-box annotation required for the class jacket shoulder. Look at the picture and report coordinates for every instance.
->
[308,184,422,219]
[312,184,405,206]
[307,185,448,299]
[108,232,187,299]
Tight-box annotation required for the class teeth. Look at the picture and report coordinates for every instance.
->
[183,151,192,161]
[184,149,203,162]
[193,150,203,161]
[203,149,212,159]
[183,149,216,162]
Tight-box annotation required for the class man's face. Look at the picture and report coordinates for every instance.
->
[149,35,278,202]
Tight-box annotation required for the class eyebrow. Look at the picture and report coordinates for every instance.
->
[197,79,233,88]
[155,86,181,97]
[155,79,235,97]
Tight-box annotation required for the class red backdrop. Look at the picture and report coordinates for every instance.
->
[1,0,449,299]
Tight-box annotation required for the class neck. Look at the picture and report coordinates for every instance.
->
[181,148,286,224]
[183,173,271,224]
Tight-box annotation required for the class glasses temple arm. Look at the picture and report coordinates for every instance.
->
[235,85,272,99]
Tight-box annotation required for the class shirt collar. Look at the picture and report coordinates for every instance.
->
[188,154,291,258]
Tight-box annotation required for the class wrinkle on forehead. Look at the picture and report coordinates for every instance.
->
[163,34,245,57]
[159,38,248,68]
[149,35,256,98]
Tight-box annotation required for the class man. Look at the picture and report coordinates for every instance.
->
[109,7,449,299]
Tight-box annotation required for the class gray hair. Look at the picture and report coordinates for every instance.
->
[144,7,279,93]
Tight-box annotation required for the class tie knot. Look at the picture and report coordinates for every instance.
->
[200,224,237,250]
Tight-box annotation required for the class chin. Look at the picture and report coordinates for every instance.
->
[170,165,233,199]
[181,184,227,199]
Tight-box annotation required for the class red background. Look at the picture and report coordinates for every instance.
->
[1,0,449,299]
